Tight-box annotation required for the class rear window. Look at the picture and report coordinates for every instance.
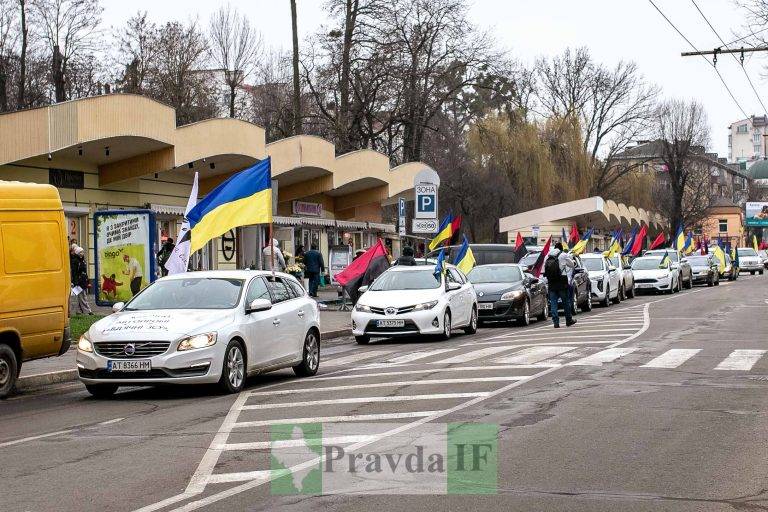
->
[1,221,62,274]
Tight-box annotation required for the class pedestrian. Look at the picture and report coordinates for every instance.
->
[262,238,286,272]
[394,245,417,266]
[70,246,93,314]
[303,243,325,297]
[122,254,144,296]
[544,242,576,328]
[156,238,175,277]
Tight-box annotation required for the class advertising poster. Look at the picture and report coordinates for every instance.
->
[94,210,156,306]
[745,202,768,227]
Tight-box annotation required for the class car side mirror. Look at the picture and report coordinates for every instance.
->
[358,285,369,294]
[112,302,125,313]
[447,282,461,291]
[573,267,584,274]
[246,298,272,314]
[608,266,617,272]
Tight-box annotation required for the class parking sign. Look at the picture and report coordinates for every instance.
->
[415,184,438,219]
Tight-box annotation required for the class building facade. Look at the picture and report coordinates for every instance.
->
[728,115,767,163]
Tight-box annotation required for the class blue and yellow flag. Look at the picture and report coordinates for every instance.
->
[713,245,726,272]
[682,231,695,255]
[658,250,671,268]
[187,158,273,252]
[570,227,593,256]
[754,235,760,252]
[453,235,476,275]
[673,225,685,250]
[622,227,637,256]
[433,247,446,278]
[428,214,454,251]
[561,227,570,251]
[604,228,622,258]
[731,244,740,270]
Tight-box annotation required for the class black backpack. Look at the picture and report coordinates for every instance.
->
[544,254,562,283]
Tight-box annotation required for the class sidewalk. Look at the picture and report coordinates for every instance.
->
[17,307,352,392]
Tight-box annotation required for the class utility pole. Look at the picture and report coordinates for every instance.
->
[681,46,768,63]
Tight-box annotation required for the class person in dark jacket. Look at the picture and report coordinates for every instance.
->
[157,238,175,277]
[70,245,93,314]
[394,245,417,266]
[303,244,325,297]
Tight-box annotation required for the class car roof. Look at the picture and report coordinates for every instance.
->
[389,262,456,271]
[160,270,295,281]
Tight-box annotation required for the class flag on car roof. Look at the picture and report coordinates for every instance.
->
[658,250,671,269]
[428,214,453,251]
[335,239,390,304]
[514,232,527,263]
[753,234,760,252]
[570,227,593,256]
[569,224,580,246]
[187,158,272,252]
[622,227,637,256]
[631,225,648,256]
[682,232,695,255]
[449,215,462,244]
[712,244,726,273]
[531,236,552,278]
[731,244,740,271]
[604,228,622,258]
[165,171,199,275]
[649,232,666,250]
[673,225,685,250]
[433,247,446,279]
[453,235,476,275]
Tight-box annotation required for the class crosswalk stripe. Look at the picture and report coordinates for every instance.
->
[217,436,379,451]
[476,334,627,345]
[241,392,490,410]
[246,377,526,396]
[207,471,271,484]
[493,346,575,364]
[567,347,638,366]
[314,366,549,379]
[384,349,457,364]
[715,350,767,371]
[438,346,516,364]
[499,328,638,338]
[233,411,443,428]
[641,349,701,369]
[324,350,393,366]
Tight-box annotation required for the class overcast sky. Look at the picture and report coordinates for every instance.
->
[100,0,765,157]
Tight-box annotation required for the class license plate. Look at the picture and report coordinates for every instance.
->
[107,359,151,372]
[636,283,652,288]
[478,303,494,310]
[376,319,405,328]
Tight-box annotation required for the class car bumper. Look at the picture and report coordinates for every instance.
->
[739,263,762,271]
[477,299,526,321]
[691,273,711,283]
[351,309,447,337]
[589,281,608,300]
[634,279,672,292]
[76,344,224,385]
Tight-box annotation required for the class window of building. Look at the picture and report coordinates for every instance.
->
[737,124,748,133]
[754,133,761,143]
[755,144,761,155]
[728,134,732,147]
[718,219,728,233]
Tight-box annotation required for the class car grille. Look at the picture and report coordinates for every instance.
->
[94,341,171,358]
[364,320,419,334]
[634,278,657,284]
[369,306,416,315]
[78,364,210,380]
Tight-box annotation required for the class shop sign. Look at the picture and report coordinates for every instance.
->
[293,201,323,217]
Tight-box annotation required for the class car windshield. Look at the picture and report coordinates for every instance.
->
[738,248,758,257]
[370,270,441,291]
[124,278,244,310]
[582,258,605,271]
[467,265,523,284]
[647,250,679,262]
[687,256,710,266]
[631,258,663,270]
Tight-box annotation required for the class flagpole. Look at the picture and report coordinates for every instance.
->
[269,222,275,278]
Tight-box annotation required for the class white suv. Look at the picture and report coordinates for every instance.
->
[580,253,621,307]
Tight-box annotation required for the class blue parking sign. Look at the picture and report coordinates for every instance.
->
[415,184,438,219]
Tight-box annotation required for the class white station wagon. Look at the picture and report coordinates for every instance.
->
[76,271,321,397]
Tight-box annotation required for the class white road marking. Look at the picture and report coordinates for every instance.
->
[207,471,271,484]
[384,348,457,364]
[436,346,519,363]
[246,377,526,396]
[495,328,638,338]
[493,346,575,365]
[567,347,638,366]
[316,366,553,377]
[0,417,125,449]
[323,350,394,366]
[233,411,443,428]
[218,435,378,451]
[641,349,701,369]
[715,350,767,371]
[474,334,628,345]
[240,392,489,410]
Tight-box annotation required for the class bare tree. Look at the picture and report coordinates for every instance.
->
[17,0,28,106]
[289,0,301,134]
[114,11,158,94]
[0,0,17,111]
[30,0,102,102]
[208,5,261,118]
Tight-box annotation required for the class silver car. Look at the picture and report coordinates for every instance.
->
[76,270,321,397]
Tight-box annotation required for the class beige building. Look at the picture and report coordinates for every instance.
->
[0,94,430,283]
[728,115,767,163]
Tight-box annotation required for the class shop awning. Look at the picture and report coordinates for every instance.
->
[367,222,396,233]
[274,216,337,227]
[149,203,187,216]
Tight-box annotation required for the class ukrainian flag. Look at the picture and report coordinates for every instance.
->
[428,214,454,251]
[673,225,685,251]
[658,250,671,268]
[433,247,446,278]
[187,158,273,252]
[453,235,476,275]
[561,227,570,251]
[754,235,760,252]
[604,229,622,258]
[570,227,594,256]
[682,232,695,255]
[713,245,726,273]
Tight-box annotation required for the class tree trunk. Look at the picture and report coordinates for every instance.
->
[0,58,8,112]
[52,45,66,102]
[229,78,236,118]
[290,0,302,135]
[18,0,28,108]
[337,0,357,152]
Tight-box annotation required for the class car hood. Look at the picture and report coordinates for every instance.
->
[473,282,523,300]
[89,309,237,341]
[358,289,442,308]
[633,269,670,280]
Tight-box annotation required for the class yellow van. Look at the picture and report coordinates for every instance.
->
[0,181,71,397]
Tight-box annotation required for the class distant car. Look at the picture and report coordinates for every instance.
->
[686,254,719,287]
[426,244,522,265]
[467,264,548,326]
[644,249,692,290]
[759,250,768,269]
[721,254,738,281]
[77,271,321,397]
[517,252,592,313]
[352,264,478,344]
[608,254,635,299]
[737,248,764,275]
[631,256,679,294]
[581,253,621,307]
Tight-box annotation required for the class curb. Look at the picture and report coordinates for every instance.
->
[321,328,352,341]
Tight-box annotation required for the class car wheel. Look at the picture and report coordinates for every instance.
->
[517,300,531,327]
[751,271,756,275]
[536,300,549,321]
[439,311,452,340]
[715,278,720,286]
[601,287,611,307]
[760,270,764,275]
[293,329,320,377]
[85,383,119,398]
[218,340,246,394]
[355,335,370,345]
[613,285,622,304]
[582,292,593,312]
[626,283,635,299]
[707,276,713,287]
[463,307,478,335]
[0,344,18,399]
[684,274,693,289]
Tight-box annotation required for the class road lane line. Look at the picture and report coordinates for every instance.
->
[493,346,575,365]
[233,411,443,428]
[0,417,125,448]
[437,346,517,363]
[241,392,489,410]
[218,435,378,451]
[323,350,394,366]
[474,335,627,345]
[567,347,638,366]
[492,328,638,338]
[384,348,457,364]
[715,350,767,371]
[312,366,552,378]
[207,471,271,484]
[246,377,526,396]
[641,349,701,369]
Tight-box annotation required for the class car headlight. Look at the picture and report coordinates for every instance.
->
[177,332,217,351]
[354,303,371,312]
[500,290,524,300]
[77,332,93,353]
[413,300,438,311]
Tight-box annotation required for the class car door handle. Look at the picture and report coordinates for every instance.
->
[272,319,281,326]
[297,310,305,317]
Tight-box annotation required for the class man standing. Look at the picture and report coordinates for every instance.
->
[303,244,325,298]
[122,254,144,296]
[544,242,576,328]
[156,238,175,277]
[262,239,286,272]
[394,245,417,266]
[70,246,93,314]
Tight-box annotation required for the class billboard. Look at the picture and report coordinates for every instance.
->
[94,210,157,306]
[745,202,768,227]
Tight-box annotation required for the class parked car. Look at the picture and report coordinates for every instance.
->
[77,271,321,397]
[721,254,738,281]
[352,264,478,344]
[608,254,635,299]
[737,248,764,275]
[466,264,548,326]
[686,254,719,287]
[631,256,678,293]
[644,249,693,289]
[426,243,521,265]
[515,252,592,313]
[581,253,621,306]
[759,250,768,270]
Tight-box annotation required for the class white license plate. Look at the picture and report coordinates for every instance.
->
[107,359,151,372]
[636,283,653,288]
[478,303,494,310]
[376,319,405,328]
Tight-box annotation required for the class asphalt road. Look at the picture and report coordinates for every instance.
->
[2,274,768,512]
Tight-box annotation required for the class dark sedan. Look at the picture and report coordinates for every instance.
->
[687,254,719,287]
[467,264,548,326]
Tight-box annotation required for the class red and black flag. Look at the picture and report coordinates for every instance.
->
[569,224,580,246]
[530,236,552,278]
[335,239,390,303]
[513,231,527,263]
[449,215,463,244]
[649,232,666,250]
